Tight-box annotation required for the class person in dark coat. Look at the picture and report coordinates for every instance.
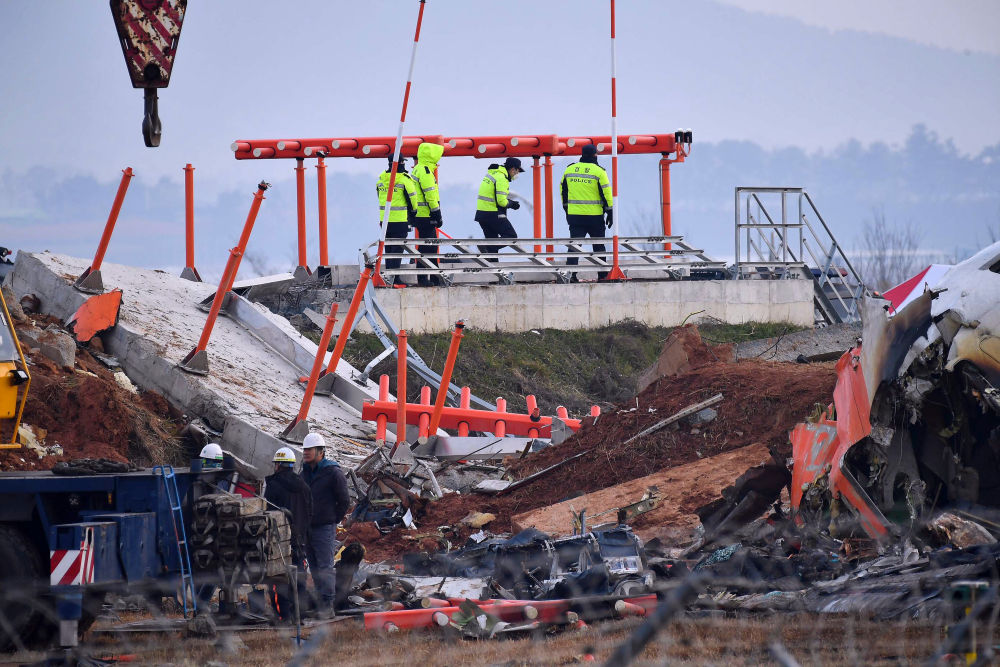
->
[264,446,313,621]
[299,432,350,613]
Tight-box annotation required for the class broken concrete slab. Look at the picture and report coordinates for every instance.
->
[1,285,25,321]
[735,321,860,362]
[28,327,76,368]
[511,443,771,545]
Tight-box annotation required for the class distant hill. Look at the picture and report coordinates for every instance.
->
[2,125,997,279]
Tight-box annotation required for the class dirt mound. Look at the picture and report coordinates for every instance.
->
[341,326,838,561]
[1,318,184,471]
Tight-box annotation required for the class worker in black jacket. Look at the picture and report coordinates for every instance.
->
[299,432,350,614]
[264,447,313,621]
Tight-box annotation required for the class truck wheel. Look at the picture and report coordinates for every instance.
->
[0,525,46,652]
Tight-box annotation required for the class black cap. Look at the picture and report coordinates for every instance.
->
[503,157,523,172]
[581,144,598,158]
[389,156,406,168]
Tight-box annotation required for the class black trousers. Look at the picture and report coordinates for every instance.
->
[566,214,607,279]
[384,222,410,271]
[414,220,440,284]
[476,211,517,261]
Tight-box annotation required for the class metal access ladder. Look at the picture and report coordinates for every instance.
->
[153,464,197,617]
[733,187,867,324]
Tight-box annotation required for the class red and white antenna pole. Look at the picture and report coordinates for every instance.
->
[373,0,427,288]
[606,0,626,280]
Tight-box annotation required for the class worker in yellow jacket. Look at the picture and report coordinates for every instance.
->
[560,144,612,281]
[412,142,445,286]
[376,157,418,279]
[474,157,524,261]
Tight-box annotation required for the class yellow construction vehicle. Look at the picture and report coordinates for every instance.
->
[0,289,29,447]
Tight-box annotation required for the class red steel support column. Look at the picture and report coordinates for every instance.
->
[605,0,627,281]
[295,158,309,274]
[418,386,431,439]
[525,394,540,438]
[427,321,465,436]
[374,0,428,288]
[316,156,330,266]
[544,155,555,256]
[392,330,409,455]
[223,182,270,294]
[494,397,507,437]
[323,264,374,376]
[75,167,134,292]
[532,157,542,253]
[376,374,390,443]
[458,387,471,436]
[179,182,269,374]
[281,304,339,439]
[660,157,672,252]
[182,164,201,281]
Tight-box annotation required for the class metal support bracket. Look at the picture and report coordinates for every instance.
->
[74,268,105,295]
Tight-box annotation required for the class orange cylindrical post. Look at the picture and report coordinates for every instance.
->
[180,182,269,372]
[494,397,507,437]
[590,405,601,417]
[427,321,465,436]
[525,394,540,438]
[223,182,270,294]
[660,157,671,252]
[191,249,240,354]
[317,156,330,266]
[458,387,471,436]
[392,330,409,455]
[376,374,390,443]
[285,305,339,433]
[323,265,374,376]
[532,157,542,253]
[418,386,431,439]
[544,155,555,256]
[297,305,340,416]
[295,158,308,271]
[184,164,196,271]
[91,167,134,271]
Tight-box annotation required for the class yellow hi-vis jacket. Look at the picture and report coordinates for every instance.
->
[476,165,511,212]
[413,143,444,220]
[560,162,612,216]
[376,169,417,224]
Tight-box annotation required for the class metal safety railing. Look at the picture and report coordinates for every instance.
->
[733,187,867,324]
[365,235,726,285]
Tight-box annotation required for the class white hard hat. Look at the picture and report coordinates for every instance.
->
[302,433,326,450]
[273,447,296,464]
[199,443,224,460]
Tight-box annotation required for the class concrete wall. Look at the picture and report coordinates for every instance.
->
[338,279,813,334]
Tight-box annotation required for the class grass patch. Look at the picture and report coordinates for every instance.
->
[314,319,806,417]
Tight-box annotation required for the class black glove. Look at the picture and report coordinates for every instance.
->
[507,199,521,210]
[604,209,613,228]
[430,209,443,227]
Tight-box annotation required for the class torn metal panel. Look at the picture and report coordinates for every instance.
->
[792,241,1000,541]
[411,435,542,461]
[67,289,123,343]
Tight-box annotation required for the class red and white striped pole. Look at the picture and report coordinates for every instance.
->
[606,0,627,280]
[372,0,427,288]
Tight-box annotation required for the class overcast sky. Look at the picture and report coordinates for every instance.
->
[0,0,997,195]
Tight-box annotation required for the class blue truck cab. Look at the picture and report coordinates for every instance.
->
[0,466,202,649]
